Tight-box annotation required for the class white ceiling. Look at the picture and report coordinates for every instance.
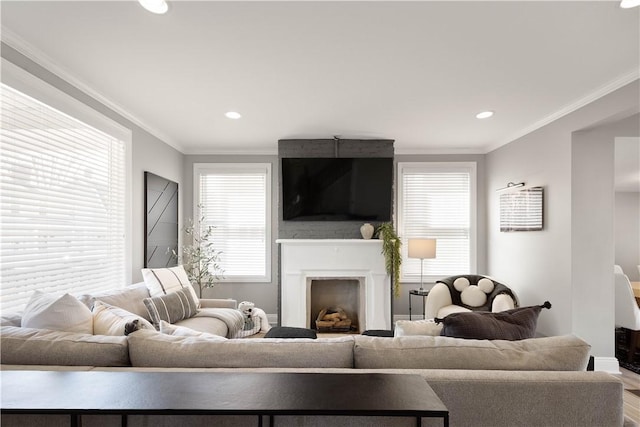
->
[1,1,639,156]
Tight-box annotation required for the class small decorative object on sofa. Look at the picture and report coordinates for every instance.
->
[235,301,271,337]
[435,301,552,340]
[425,274,518,319]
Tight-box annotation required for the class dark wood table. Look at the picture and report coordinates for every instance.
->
[1,370,448,427]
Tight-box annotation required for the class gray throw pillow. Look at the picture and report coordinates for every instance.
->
[436,301,551,341]
[143,288,198,329]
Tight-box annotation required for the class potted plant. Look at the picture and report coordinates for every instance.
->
[376,222,402,297]
[172,209,223,296]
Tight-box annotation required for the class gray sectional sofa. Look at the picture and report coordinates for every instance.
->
[0,326,626,427]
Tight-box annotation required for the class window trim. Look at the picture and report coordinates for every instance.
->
[193,162,272,283]
[396,161,477,282]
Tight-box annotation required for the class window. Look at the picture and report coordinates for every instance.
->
[194,163,271,282]
[1,71,130,312]
[397,162,476,282]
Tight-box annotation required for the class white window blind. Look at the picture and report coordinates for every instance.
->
[195,163,271,282]
[398,163,476,282]
[0,83,127,311]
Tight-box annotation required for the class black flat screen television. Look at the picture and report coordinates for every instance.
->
[281,157,393,221]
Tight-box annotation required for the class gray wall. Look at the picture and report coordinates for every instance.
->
[1,43,185,284]
[615,192,640,281]
[183,155,280,314]
[486,81,639,362]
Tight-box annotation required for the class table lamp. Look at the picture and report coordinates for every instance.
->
[408,238,437,292]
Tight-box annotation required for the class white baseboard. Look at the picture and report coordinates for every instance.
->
[594,357,620,373]
[267,314,278,326]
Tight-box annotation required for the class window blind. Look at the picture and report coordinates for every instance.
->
[196,164,271,282]
[398,163,475,281]
[0,83,127,311]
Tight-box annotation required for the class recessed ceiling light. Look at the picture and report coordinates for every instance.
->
[139,0,169,14]
[476,111,494,119]
[620,0,640,8]
[225,111,242,119]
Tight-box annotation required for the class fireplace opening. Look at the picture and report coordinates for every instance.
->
[309,279,362,333]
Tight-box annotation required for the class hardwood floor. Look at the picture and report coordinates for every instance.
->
[618,367,640,425]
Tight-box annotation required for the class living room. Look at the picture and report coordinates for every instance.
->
[1,1,639,425]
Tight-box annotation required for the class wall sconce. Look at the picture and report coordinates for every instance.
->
[496,182,525,192]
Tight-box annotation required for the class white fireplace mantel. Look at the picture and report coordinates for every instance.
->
[277,239,391,330]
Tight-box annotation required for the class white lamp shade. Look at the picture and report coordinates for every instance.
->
[408,238,436,259]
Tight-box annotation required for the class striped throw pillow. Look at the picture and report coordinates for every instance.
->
[143,288,198,329]
[141,265,200,308]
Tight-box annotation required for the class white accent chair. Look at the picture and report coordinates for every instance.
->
[425,274,518,320]
[614,272,640,363]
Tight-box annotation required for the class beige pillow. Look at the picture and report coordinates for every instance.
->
[142,265,200,307]
[93,301,154,336]
[394,319,443,337]
[79,283,151,321]
[159,320,227,340]
[21,291,93,334]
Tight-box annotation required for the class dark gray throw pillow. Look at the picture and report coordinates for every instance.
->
[436,301,551,341]
[264,326,317,339]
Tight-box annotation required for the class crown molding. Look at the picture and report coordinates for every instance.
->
[183,146,279,156]
[394,146,485,156]
[484,69,640,153]
[1,27,185,154]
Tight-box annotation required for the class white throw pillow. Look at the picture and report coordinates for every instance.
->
[453,277,470,292]
[93,301,154,336]
[159,320,227,340]
[21,291,93,334]
[460,286,487,307]
[477,278,495,294]
[394,319,443,337]
[142,265,200,307]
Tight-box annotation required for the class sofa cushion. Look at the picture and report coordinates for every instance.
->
[93,301,154,336]
[79,283,151,321]
[0,325,130,366]
[128,329,355,368]
[437,302,551,340]
[143,288,199,329]
[21,291,93,334]
[159,320,227,340]
[142,265,200,307]
[174,314,229,337]
[353,334,591,371]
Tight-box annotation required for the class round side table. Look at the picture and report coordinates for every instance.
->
[409,289,429,320]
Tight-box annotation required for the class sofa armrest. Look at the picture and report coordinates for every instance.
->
[425,282,452,319]
[200,298,237,309]
[491,293,516,312]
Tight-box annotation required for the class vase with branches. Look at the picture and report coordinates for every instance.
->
[172,210,223,296]
[376,222,402,297]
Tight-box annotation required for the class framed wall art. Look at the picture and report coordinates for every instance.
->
[144,172,179,267]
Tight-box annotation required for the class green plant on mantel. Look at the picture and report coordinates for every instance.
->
[172,208,223,296]
[376,222,402,298]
